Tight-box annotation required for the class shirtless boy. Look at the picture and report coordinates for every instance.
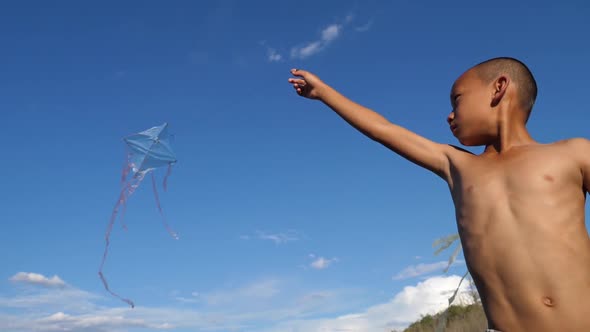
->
[288,57,590,331]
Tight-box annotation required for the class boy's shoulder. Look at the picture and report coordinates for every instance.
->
[547,137,590,152]
[504,138,590,152]
[562,137,590,146]
[538,138,590,169]
[444,138,590,160]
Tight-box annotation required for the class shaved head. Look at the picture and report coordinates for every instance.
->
[472,57,538,120]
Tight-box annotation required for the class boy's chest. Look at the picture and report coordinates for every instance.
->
[450,149,580,204]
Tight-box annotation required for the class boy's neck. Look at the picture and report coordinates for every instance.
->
[483,107,536,155]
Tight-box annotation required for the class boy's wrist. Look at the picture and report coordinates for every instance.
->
[316,83,332,101]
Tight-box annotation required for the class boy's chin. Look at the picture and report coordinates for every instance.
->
[457,136,484,147]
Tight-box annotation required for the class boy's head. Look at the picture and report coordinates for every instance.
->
[447,57,538,146]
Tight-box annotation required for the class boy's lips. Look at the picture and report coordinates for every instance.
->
[450,124,458,132]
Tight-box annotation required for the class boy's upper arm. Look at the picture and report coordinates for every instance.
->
[371,122,456,180]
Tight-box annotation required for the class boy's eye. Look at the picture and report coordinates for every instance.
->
[452,94,460,107]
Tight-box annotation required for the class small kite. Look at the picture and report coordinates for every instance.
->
[99,123,179,308]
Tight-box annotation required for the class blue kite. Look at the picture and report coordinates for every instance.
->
[99,123,179,308]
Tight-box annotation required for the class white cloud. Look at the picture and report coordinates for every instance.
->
[35,311,172,331]
[291,41,322,59]
[267,48,282,62]
[309,255,338,270]
[321,24,341,42]
[259,40,283,63]
[0,271,477,332]
[1,275,355,331]
[393,261,463,280]
[174,292,200,304]
[264,14,372,61]
[257,231,298,244]
[0,288,100,312]
[290,23,342,60]
[259,275,475,332]
[10,272,66,288]
[242,230,301,244]
[201,279,281,306]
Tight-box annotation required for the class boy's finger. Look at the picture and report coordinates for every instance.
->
[290,68,308,77]
[288,78,306,85]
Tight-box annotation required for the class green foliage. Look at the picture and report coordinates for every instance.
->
[401,303,487,332]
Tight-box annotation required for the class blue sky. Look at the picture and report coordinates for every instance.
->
[1,1,589,331]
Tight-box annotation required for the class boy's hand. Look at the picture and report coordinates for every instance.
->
[288,69,327,100]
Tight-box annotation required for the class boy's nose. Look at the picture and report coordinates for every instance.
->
[447,112,455,125]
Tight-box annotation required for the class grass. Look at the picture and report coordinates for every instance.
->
[393,303,488,332]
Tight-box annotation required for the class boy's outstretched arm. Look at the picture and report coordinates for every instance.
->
[288,69,453,180]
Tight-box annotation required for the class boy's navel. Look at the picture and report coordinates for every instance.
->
[543,296,555,307]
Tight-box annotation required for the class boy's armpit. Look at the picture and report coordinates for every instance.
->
[448,144,475,155]
[569,138,590,192]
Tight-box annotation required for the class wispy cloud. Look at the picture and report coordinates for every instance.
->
[34,311,172,331]
[1,273,355,331]
[257,230,299,244]
[296,291,333,306]
[241,230,301,244]
[0,287,100,312]
[321,24,341,42]
[259,40,283,63]
[174,291,200,304]
[263,14,372,62]
[1,271,474,332]
[10,272,66,288]
[309,254,338,270]
[355,19,373,32]
[202,279,281,306]
[267,48,282,62]
[259,275,475,332]
[393,261,464,280]
[290,24,342,60]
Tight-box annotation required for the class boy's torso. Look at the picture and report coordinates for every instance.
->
[447,140,590,331]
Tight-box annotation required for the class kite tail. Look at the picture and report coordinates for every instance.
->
[119,162,132,231]
[163,163,173,192]
[120,154,131,186]
[98,271,135,309]
[151,172,179,239]
[119,171,144,231]
[99,173,146,309]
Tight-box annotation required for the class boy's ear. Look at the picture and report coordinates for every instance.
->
[491,75,509,107]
